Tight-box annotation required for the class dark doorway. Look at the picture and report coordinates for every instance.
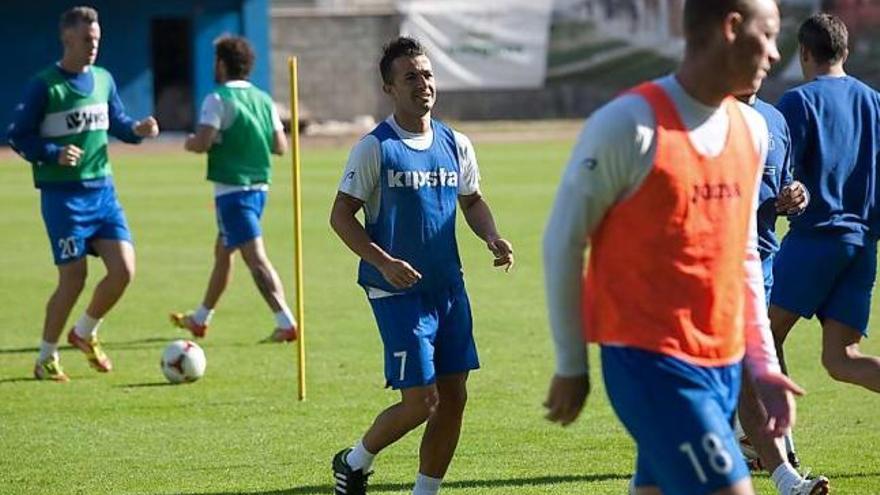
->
[151,18,193,131]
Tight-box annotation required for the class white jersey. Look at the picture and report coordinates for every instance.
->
[543,75,779,378]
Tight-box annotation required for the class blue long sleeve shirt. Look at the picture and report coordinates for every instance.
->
[776,75,880,245]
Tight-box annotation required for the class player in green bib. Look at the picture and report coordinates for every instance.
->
[170,36,297,343]
[7,6,159,382]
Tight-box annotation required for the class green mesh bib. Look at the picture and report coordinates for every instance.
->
[206,85,276,185]
[33,65,112,184]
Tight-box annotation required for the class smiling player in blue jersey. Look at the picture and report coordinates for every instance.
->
[329,37,513,495]
[6,6,159,382]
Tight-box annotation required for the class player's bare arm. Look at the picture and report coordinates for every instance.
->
[458,192,513,271]
[330,191,421,289]
[184,124,219,153]
[271,129,288,156]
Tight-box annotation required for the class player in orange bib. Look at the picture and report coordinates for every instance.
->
[542,1,804,494]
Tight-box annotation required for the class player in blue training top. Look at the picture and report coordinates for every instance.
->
[328,37,513,495]
[732,93,828,495]
[6,6,159,382]
[740,13,880,491]
[748,97,805,300]
[770,12,880,392]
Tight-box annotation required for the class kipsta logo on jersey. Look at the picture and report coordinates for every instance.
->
[691,183,742,204]
[387,168,458,190]
[66,109,107,130]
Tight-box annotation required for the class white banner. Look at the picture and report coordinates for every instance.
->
[399,0,554,90]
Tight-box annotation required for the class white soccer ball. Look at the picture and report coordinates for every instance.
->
[161,340,207,384]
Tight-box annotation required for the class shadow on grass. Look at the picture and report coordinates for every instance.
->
[0,337,271,357]
[0,376,37,384]
[0,346,39,355]
[751,470,880,480]
[117,381,176,388]
[822,471,880,480]
[105,337,178,351]
[0,337,169,356]
[175,473,631,495]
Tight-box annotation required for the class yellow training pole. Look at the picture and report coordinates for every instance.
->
[288,56,306,401]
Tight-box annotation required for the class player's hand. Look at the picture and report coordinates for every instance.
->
[775,181,807,215]
[58,144,83,166]
[543,373,590,426]
[751,371,804,437]
[378,258,422,290]
[487,237,514,272]
[184,133,198,151]
[134,116,160,138]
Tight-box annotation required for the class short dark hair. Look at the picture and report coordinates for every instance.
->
[683,0,753,43]
[798,13,848,65]
[379,36,426,84]
[60,6,98,32]
[215,35,255,80]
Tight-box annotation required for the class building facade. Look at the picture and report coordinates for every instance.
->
[2,0,272,137]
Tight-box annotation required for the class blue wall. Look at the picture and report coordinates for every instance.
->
[2,0,270,142]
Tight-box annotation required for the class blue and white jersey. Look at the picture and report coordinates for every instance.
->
[777,75,880,245]
[753,97,793,260]
[339,116,480,296]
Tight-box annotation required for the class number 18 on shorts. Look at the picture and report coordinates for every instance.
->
[601,346,750,495]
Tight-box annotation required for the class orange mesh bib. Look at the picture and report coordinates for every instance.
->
[582,82,759,366]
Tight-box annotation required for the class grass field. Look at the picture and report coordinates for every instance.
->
[1,130,879,494]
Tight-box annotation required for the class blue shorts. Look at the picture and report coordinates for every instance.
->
[761,253,774,303]
[367,281,479,389]
[215,190,266,249]
[771,232,876,335]
[602,346,748,495]
[40,185,132,265]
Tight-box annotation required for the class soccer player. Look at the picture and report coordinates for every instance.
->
[542,1,805,494]
[770,11,880,394]
[7,6,159,382]
[329,37,513,495]
[732,91,829,494]
[170,36,297,344]
[740,11,880,491]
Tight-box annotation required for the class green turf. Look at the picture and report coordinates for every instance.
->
[1,138,878,494]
